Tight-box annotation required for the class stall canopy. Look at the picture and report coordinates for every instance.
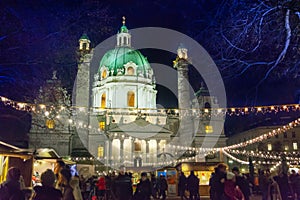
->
[34,148,75,165]
[0,140,33,186]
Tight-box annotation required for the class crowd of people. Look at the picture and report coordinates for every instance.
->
[209,163,300,200]
[0,161,300,200]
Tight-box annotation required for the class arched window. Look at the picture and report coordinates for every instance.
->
[127,91,135,107]
[101,69,107,79]
[204,102,211,108]
[82,43,87,50]
[101,93,106,108]
[127,67,134,75]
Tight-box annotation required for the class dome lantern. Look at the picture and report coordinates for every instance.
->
[117,16,131,47]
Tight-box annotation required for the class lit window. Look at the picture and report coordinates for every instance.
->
[98,146,104,158]
[159,140,166,150]
[267,143,272,151]
[127,67,134,75]
[293,142,298,150]
[205,125,213,133]
[99,121,105,130]
[46,119,55,129]
[134,140,141,152]
[127,91,135,107]
[101,93,106,108]
[284,145,289,151]
[101,70,107,79]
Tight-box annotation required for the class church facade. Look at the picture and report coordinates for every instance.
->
[28,18,226,168]
[73,18,227,169]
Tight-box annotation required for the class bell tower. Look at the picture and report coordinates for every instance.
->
[173,45,194,147]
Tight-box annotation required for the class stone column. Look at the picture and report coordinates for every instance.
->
[120,139,124,164]
[173,47,194,147]
[146,140,149,163]
[109,139,113,166]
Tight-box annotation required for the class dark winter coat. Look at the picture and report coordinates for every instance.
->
[158,178,168,191]
[32,185,62,200]
[178,174,187,191]
[187,174,199,193]
[210,170,226,200]
[235,175,250,198]
[134,178,152,200]
[0,179,25,200]
[114,174,133,200]
[274,174,289,200]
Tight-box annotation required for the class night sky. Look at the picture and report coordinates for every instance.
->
[1,0,300,107]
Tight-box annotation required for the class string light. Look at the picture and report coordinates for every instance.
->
[222,149,249,165]
[224,118,300,150]
[0,96,299,117]
[228,149,300,161]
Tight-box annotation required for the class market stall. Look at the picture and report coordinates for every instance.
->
[176,162,219,196]
[0,141,33,187]
[33,148,75,185]
[156,167,177,195]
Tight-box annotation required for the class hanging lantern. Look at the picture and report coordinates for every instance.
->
[46,119,55,129]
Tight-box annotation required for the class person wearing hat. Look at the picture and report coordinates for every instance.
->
[133,172,152,200]
[232,167,250,200]
[0,167,25,200]
[224,172,244,200]
[31,169,62,200]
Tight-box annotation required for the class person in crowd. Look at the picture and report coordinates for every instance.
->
[0,167,25,200]
[187,171,199,200]
[150,173,158,199]
[273,171,289,200]
[114,170,133,200]
[70,174,83,200]
[224,172,244,200]
[96,173,106,199]
[134,172,152,200]
[210,163,227,200]
[31,169,62,200]
[295,173,300,200]
[232,167,251,200]
[209,171,216,200]
[58,168,75,200]
[178,171,188,200]
[157,174,168,200]
[260,169,281,200]
[79,175,87,199]
[289,170,299,199]
[54,160,66,179]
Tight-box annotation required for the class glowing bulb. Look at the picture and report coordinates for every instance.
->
[45,111,49,116]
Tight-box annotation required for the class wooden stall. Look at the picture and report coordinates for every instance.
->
[176,162,219,196]
[0,141,33,187]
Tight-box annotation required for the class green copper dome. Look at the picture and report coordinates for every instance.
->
[98,46,151,76]
[79,33,90,40]
[120,25,128,33]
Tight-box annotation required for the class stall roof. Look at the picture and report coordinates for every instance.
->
[35,148,60,159]
[34,148,75,164]
[0,140,33,159]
